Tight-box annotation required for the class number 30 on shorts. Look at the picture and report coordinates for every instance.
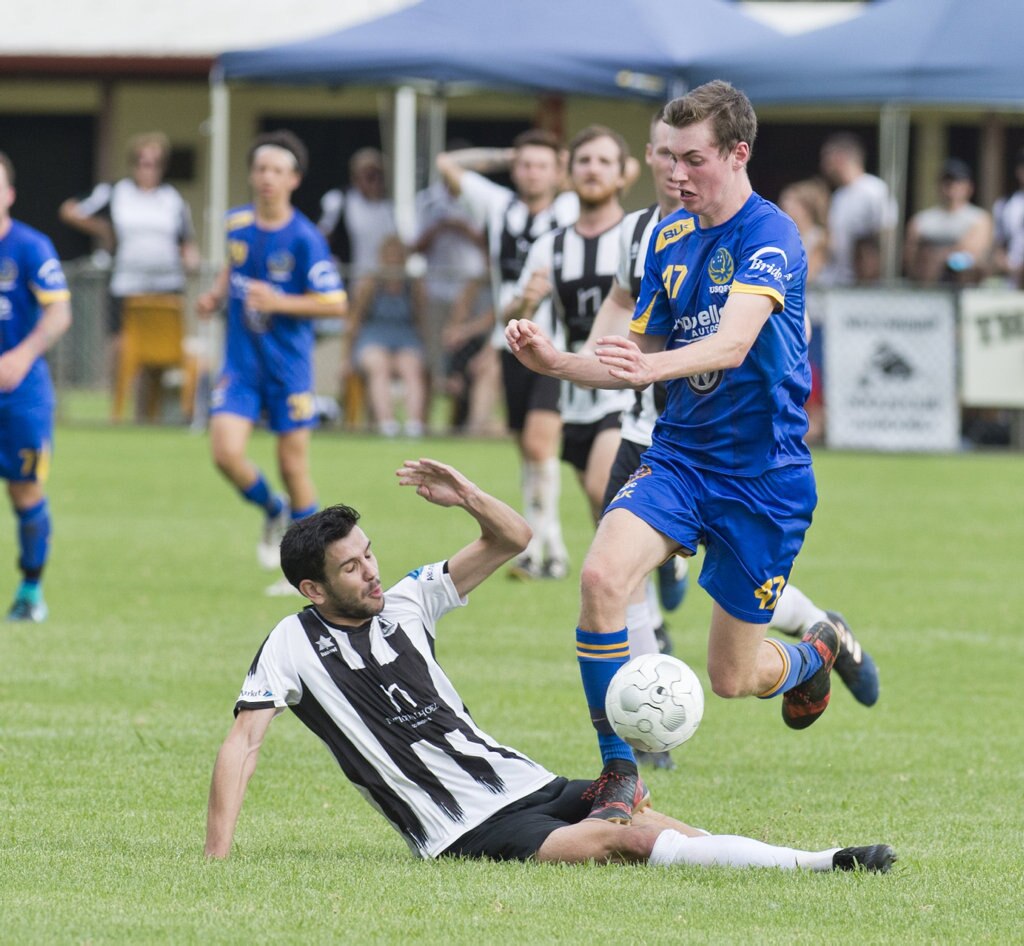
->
[754,575,786,611]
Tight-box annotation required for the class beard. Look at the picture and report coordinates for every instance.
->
[317,584,384,623]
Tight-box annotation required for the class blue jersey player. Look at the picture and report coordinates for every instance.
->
[507,82,879,822]
[0,151,73,622]
[197,132,347,596]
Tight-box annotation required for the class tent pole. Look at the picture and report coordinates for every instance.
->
[393,85,418,244]
[879,104,910,283]
[207,68,230,267]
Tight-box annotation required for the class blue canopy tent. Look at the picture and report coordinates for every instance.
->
[701,0,1024,107]
[696,0,1024,276]
[216,0,778,100]
[209,0,781,250]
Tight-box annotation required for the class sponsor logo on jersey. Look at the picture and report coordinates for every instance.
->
[316,634,338,657]
[708,248,734,285]
[0,257,17,292]
[240,686,274,700]
[228,240,249,266]
[309,259,342,293]
[747,246,788,282]
[686,369,724,395]
[0,297,11,320]
[267,250,295,282]
[655,217,695,253]
[674,302,723,336]
[37,258,67,290]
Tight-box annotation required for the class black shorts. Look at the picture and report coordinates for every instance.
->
[446,333,489,378]
[439,777,591,861]
[501,350,561,432]
[602,437,647,510]
[560,412,622,474]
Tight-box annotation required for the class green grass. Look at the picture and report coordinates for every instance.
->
[1,426,1022,944]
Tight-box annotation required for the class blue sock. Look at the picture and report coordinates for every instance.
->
[759,638,825,698]
[16,499,50,582]
[577,627,635,765]
[291,502,318,522]
[240,473,283,516]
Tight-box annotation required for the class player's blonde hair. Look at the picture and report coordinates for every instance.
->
[664,80,757,160]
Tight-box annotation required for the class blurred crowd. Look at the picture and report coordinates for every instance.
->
[49,126,1024,439]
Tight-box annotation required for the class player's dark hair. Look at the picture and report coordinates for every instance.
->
[512,128,561,155]
[663,80,757,161]
[248,129,309,177]
[649,104,668,140]
[280,504,361,587]
[568,124,630,174]
[0,150,15,186]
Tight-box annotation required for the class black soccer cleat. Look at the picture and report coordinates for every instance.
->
[782,621,839,730]
[832,844,897,873]
[827,611,880,707]
[582,761,650,824]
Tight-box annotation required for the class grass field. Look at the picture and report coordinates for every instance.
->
[1,425,1021,944]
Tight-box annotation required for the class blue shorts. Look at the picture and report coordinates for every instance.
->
[0,398,53,483]
[605,449,816,624]
[210,371,318,435]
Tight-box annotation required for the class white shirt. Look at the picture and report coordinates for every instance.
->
[76,178,193,297]
[318,187,397,277]
[821,173,897,286]
[414,181,486,302]
[235,562,555,859]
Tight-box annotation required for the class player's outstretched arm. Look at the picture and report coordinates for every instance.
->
[506,319,638,390]
[205,707,275,859]
[396,458,531,596]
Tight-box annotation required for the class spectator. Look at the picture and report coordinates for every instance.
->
[992,147,1024,288]
[348,236,428,438]
[59,131,199,421]
[318,147,397,280]
[818,132,896,286]
[412,167,493,402]
[778,178,830,284]
[904,158,993,286]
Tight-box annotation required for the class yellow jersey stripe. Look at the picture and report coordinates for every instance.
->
[34,288,71,304]
[730,280,784,312]
[630,294,658,334]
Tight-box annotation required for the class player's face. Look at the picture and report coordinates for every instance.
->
[666,119,748,225]
[511,145,562,203]
[646,120,681,211]
[570,135,625,209]
[249,147,301,208]
[310,528,384,624]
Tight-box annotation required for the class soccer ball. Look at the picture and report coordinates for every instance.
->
[605,654,704,752]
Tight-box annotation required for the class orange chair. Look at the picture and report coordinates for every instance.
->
[114,294,185,422]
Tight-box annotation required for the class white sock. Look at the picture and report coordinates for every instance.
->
[649,829,839,871]
[520,461,545,562]
[644,576,663,630]
[535,457,566,562]
[770,583,828,635]
[626,601,658,657]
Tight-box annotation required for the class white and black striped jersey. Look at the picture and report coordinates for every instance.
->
[234,561,554,859]
[458,171,578,349]
[519,222,634,425]
[616,204,669,447]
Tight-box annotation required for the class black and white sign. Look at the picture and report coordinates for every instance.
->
[823,289,958,451]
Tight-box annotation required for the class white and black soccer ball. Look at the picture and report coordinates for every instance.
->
[605,654,704,752]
